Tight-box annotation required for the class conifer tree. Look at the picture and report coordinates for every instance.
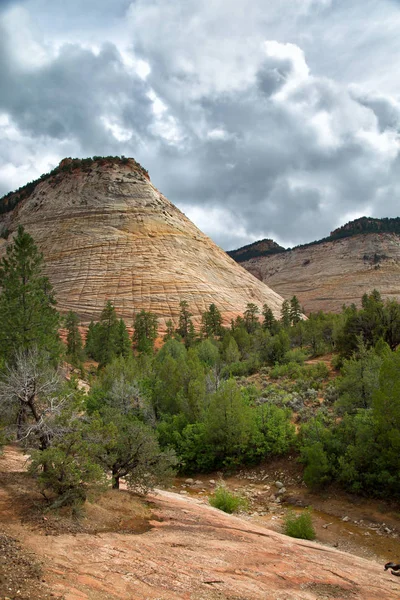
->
[132,310,158,354]
[176,300,195,348]
[280,299,291,328]
[262,304,276,333]
[65,311,83,365]
[97,301,119,366]
[116,319,131,358]
[290,296,302,325]
[163,319,175,341]
[201,303,223,338]
[244,303,260,334]
[0,226,60,363]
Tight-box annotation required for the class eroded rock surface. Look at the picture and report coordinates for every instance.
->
[0,159,284,329]
[241,233,400,313]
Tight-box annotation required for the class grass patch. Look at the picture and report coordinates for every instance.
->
[208,484,248,514]
[283,508,316,540]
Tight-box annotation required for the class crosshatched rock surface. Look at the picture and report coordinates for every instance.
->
[0,159,284,329]
[241,233,400,314]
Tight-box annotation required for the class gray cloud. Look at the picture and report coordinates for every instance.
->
[0,0,400,250]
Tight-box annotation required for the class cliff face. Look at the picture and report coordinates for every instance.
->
[240,233,400,313]
[0,158,284,328]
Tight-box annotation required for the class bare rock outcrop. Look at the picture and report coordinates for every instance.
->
[0,158,284,328]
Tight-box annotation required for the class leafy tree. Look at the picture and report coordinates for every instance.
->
[224,336,240,364]
[0,226,60,363]
[335,341,382,414]
[65,311,83,365]
[204,380,255,468]
[133,310,158,354]
[29,413,105,507]
[94,409,176,491]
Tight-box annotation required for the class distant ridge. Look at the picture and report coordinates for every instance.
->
[229,217,400,263]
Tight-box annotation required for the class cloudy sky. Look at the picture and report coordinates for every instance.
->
[0,0,400,249]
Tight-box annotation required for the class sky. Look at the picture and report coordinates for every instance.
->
[0,0,400,250]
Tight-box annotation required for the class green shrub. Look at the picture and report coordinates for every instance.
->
[209,484,248,514]
[283,508,316,540]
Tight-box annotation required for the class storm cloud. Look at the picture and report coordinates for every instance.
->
[0,0,400,248]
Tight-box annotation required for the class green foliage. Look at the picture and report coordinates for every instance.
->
[335,341,382,414]
[65,311,83,365]
[283,509,316,540]
[209,484,248,513]
[0,226,60,363]
[133,310,158,354]
[93,410,176,492]
[244,303,260,334]
[176,301,195,348]
[29,430,105,508]
[201,303,223,338]
[280,299,291,328]
[290,296,302,325]
[116,319,131,358]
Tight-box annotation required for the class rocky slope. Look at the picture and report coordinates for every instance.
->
[0,158,284,328]
[236,231,400,313]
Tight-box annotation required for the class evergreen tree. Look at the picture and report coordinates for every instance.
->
[243,303,260,334]
[116,319,131,358]
[85,321,98,359]
[262,304,276,333]
[201,303,223,338]
[290,296,302,325]
[65,311,83,365]
[176,301,195,348]
[280,300,291,328]
[0,225,60,363]
[132,310,158,354]
[163,319,175,341]
[97,301,119,366]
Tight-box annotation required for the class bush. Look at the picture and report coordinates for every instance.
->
[283,508,316,540]
[209,484,248,514]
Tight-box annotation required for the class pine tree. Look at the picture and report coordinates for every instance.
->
[290,296,302,325]
[0,226,60,363]
[163,319,175,341]
[97,301,119,366]
[201,303,223,338]
[132,310,158,354]
[262,304,276,332]
[244,303,260,334]
[176,301,194,348]
[280,300,291,328]
[116,319,131,358]
[65,311,83,365]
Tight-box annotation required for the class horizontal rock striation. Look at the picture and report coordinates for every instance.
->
[0,158,285,328]
[241,233,400,313]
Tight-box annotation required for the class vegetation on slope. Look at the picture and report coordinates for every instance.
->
[1,227,400,509]
[230,216,400,262]
[0,156,149,216]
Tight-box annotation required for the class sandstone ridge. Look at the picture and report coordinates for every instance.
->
[240,232,400,313]
[0,158,285,328]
